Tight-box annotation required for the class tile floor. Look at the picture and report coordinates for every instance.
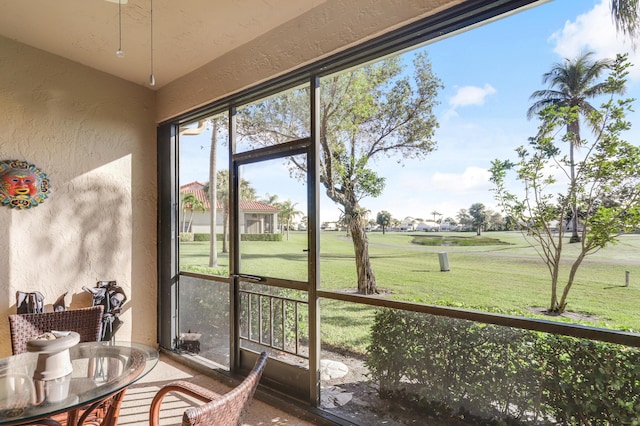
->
[117,353,318,426]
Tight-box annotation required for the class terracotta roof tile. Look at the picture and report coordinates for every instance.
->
[180,181,206,190]
[180,188,279,212]
[241,201,280,211]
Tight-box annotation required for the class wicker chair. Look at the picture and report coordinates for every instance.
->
[8,305,104,355]
[8,306,106,426]
[149,352,268,426]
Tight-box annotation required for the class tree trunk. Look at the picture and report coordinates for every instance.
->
[222,209,229,253]
[549,263,560,312]
[187,211,194,233]
[543,227,565,313]
[349,214,377,294]
[568,121,581,243]
[182,209,188,233]
[557,253,586,313]
[209,121,218,267]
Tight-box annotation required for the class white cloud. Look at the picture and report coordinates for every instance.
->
[444,83,497,120]
[549,0,640,81]
[449,84,497,107]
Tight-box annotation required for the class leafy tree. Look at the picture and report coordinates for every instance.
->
[236,53,442,294]
[469,203,488,236]
[487,210,506,231]
[527,51,619,243]
[376,210,393,235]
[456,209,472,229]
[491,54,640,314]
[430,210,442,223]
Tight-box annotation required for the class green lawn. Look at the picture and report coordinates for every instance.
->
[180,231,640,354]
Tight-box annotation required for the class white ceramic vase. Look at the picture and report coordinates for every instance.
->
[27,331,80,381]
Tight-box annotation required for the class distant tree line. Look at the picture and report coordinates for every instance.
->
[373,202,509,235]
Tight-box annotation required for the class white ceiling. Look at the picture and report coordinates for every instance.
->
[0,0,324,89]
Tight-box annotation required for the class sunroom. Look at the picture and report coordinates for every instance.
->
[2,0,640,424]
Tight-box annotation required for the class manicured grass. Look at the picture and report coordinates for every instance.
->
[180,231,640,354]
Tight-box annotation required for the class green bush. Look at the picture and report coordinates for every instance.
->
[191,233,282,242]
[367,308,640,424]
[536,335,640,425]
[193,233,213,241]
[241,233,283,242]
[367,309,539,422]
[180,232,194,242]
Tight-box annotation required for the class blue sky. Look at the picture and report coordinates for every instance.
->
[181,0,640,224]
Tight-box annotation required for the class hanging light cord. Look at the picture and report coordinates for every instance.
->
[116,0,124,57]
[149,0,155,86]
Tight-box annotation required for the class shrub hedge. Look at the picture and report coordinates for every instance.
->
[190,233,283,242]
[241,233,283,241]
[366,309,640,425]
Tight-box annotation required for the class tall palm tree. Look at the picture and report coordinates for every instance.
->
[187,197,205,234]
[213,171,230,253]
[179,118,223,266]
[611,0,639,41]
[276,199,302,240]
[527,51,614,243]
[208,119,219,267]
[208,170,256,253]
[180,192,198,233]
[261,193,279,205]
[179,192,206,233]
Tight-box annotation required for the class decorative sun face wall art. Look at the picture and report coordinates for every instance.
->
[0,160,50,209]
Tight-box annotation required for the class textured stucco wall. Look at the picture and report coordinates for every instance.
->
[0,37,157,356]
[157,0,462,122]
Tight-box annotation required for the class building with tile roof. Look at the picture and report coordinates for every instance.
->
[180,182,279,234]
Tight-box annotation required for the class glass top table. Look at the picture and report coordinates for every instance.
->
[0,341,158,426]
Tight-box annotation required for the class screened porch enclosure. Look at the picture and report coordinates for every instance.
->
[158,0,640,424]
